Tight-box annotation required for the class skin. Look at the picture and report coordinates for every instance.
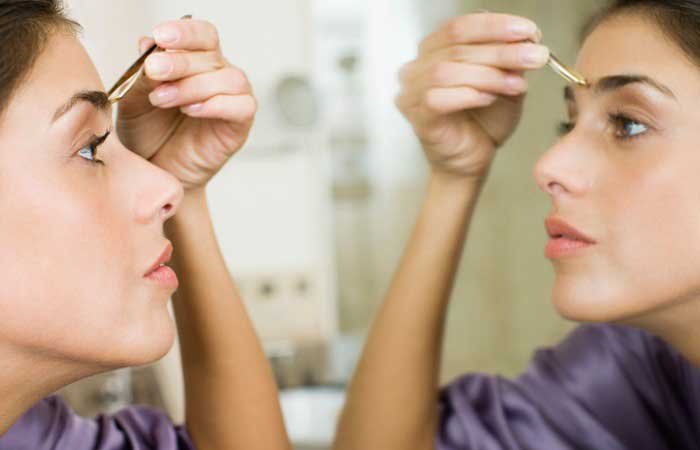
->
[334,10,700,450]
[540,13,700,355]
[0,18,291,450]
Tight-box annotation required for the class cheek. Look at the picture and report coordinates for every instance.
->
[0,165,140,359]
[599,146,700,316]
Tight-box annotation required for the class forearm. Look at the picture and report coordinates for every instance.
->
[165,188,292,450]
[333,173,487,450]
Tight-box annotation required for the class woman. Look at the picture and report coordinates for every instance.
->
[334,1,700,449]
[0,2,291,450]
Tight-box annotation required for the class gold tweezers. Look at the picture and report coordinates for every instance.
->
[547,51,587,86]
[107,14,193,104]
[524,37,587,86]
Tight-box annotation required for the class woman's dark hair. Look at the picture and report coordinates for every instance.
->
[0,0,80,120]
[583,0,700,66]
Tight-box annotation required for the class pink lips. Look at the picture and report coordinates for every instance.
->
[144,242,178,290]
[144,242,173,276]
[544,216,596,259]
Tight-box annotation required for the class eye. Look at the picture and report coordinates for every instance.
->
[556,114,650,141]
[609,113,648,141]
[77,131,110,165]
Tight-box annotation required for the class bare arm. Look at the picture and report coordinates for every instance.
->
[334,174,486,450]
[332,12,547,450]
[165,188,292,450]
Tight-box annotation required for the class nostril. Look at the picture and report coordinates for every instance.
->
[162,203,173,217]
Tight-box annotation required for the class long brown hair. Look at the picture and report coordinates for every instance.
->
[0,0,80,120]
[584,0,700,67]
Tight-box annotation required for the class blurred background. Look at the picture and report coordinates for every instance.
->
[59,0,605,449]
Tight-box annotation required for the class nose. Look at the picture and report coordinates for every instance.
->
[532,147,564,197]
[130,156,184,225]
[532,137,592,199]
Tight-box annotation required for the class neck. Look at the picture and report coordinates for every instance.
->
[0,345,96,436]
[629,298,700,367]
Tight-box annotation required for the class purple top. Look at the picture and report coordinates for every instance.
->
[438,324,700,449]
[1,324,695,449]
[0,394,194,450]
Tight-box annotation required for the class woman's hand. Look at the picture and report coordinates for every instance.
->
[115,18,255,192]
[396,13,548,181]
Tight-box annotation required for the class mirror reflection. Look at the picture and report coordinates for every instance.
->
[7,1,698,450]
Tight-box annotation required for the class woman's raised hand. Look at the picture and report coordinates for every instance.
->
[116,18,256,192]
[396,13,548,181]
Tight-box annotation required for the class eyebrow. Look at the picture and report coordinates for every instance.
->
[52,90,111,123]
[564,74,677,103]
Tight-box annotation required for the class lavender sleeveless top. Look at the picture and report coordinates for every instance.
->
[437,324,700,449]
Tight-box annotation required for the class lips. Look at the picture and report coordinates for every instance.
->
[144,242,173,277]
[545,216,596,244]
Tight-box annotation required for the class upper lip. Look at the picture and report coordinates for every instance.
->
[144,242,173,276]
[545,216,597,244]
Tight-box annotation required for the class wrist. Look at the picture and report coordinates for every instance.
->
[429,168,489,191]
[166,187,210,237]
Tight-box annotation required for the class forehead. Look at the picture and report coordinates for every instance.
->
[576,13,700,94]
[2,31,104,131]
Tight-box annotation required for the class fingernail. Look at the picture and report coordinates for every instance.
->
[522,46,550,66]
[510,21,537,36]
[146,54,172,77]
[181,103,203,113]
[153,26,178,44]
[149,85,178,105]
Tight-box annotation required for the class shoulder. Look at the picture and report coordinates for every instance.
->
[0,395,194,450]
[522,323,691,394]
[437,324,700,449]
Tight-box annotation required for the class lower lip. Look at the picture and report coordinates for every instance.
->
[144,265,179,290]
[545,237,595,259]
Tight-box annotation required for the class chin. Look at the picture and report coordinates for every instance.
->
[103,314,177,369]
[550,276,633,324]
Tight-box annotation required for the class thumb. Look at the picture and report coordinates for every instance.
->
[139,36,156,55]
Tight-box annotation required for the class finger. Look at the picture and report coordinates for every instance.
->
[180,94,257,124]
[148,66,251,108]
[139,36,155,55]
[419,13,540,55]
[417,61,528,96]
[152,19,220,51]
[421,86,497,115]
[145,50,226,81]
[430,42,550,71]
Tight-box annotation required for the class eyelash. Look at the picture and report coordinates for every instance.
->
[77,131,110,166]
[557,113,649,142]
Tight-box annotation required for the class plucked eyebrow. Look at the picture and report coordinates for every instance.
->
[564,74,677,103]
[52,90,111,123]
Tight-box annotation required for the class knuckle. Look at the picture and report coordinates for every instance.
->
[176,54,190,76]
[240,95,257,120]
[204,20,221,46]
[445,19,465,43]
[498,45,515,64]
[430,62,453,85]
[424,89,445,113]
[226,67,249,91]
[482,15,500,33]
[448,45,468,60]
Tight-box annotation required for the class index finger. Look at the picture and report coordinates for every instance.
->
[419,13,541,55]
[153,18,220,51]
